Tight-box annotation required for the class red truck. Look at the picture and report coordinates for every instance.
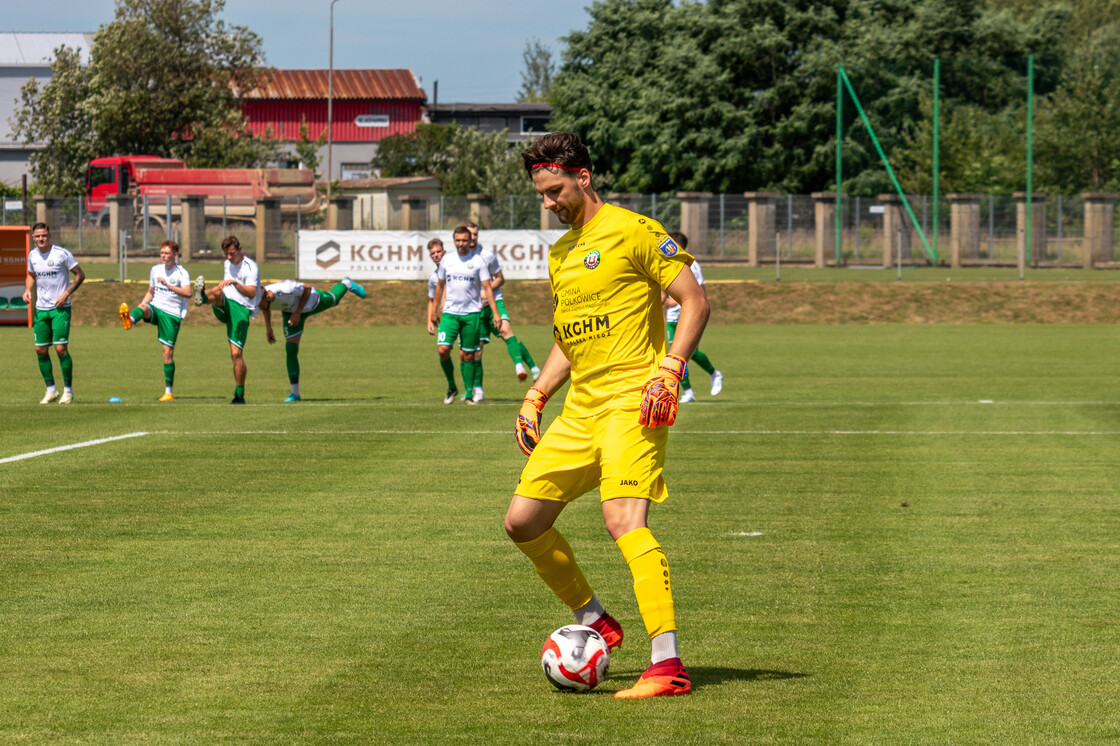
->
[85,155,321,227]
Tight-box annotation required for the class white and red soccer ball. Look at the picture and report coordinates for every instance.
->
[540,624,611,692]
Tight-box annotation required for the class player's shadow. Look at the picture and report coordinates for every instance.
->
[605,665,808,693]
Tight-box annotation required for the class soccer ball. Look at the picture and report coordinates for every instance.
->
[540,624,611,692]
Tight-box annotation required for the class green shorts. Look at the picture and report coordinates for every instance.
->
[437,312,482,353]
[146,306,183,348]
[33,307,71,346]
[282,289,336,339]
[212,299,253,349]
[666,320,679,344]
[480,299,510,342]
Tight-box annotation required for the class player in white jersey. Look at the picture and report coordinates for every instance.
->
[260,276,366,401]
[425,238,464,402]
[118,240,193,401]
[663,231,723,402]
[23,223,85,404]
[466,222,540,400]
[192,235,262,404]
[431,225,501,404]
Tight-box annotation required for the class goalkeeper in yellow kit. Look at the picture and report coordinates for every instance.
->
[505,132,710,698]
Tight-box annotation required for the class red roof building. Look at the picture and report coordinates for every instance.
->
[240,69,427,180]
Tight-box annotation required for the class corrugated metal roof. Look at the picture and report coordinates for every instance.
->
[242,69,425,101]
[0,32,93,66]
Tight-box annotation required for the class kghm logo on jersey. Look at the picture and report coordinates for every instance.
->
[658,236,679,257]
[583,250,601,270]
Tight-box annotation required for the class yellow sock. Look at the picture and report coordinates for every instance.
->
[515,527,594,611]
[616,527,677,637]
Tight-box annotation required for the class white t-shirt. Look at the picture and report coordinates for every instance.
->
[477,245,504,300]
[265,280,321,314]
[223,256,262,316]
[28,245,79,310]
[436,249,491,315]
[666,260,704,323]
[149,262,191,319]
[427,269,439,300]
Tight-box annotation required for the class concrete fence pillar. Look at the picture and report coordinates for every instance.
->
[179,195,207,262]
[255,197,282,262]
[34,195,64,232]
[677,192,712,255]
[107,194,134,263]
[878,193,912,266]
[608,193,643,214]
[1081,192,1118,269]
[327,195,355,231]
[812,192,836,268]
[947,193,982,269]
[1014,192,1047,267]
[467,194,492,228]
[744,192,778,267]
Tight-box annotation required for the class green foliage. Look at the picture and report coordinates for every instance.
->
[518,39,555,103]
[11,0,275,192]
[10,47,97,194]
[1034,23,1120,192]
[294,116,327,176]
[371,123,532,197]
[549,0,1070,195]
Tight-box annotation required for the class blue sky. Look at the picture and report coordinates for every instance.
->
[7,0,592,102]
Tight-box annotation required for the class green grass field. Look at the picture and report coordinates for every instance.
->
[2,324,1120,743]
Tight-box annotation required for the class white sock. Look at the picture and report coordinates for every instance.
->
[46,385,58,395]
[573,595,606,627]
[63,386,73,395]
[650,631,679,664]
[165,386,173,395]
[291,383,300,396]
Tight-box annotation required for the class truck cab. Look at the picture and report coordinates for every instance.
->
[85,156,186,223]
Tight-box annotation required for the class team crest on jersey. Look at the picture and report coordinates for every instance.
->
[583,250,601,270]
[658,236,679,257]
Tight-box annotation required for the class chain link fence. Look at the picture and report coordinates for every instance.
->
[17,192,1120,264]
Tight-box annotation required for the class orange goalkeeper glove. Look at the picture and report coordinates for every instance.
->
[639,353,688,428]
[516,386,549,456]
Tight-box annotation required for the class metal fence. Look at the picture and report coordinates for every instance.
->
[13,192,1120,264]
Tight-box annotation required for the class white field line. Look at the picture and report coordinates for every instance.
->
[0,431,150,465]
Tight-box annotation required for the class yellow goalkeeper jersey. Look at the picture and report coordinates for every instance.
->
[549,202,693,417]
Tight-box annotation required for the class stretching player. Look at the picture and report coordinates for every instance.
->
[425,237,459,403]
[467,222,540,394]
[260,277,366,401]
[24,223,84,404]
[431,225,501,404]
[663,231,723,402]
[507,132,709,698]
[118,239,192,401]
[192,235,261,404]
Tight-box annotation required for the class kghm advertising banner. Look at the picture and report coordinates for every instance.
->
[0,227,30,326]
[297,230,565,281]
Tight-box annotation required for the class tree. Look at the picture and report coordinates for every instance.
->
[371,123,531,197]
[11,0,275,193]
[518,39,556,103]
[294,116,327,177]
[1034,23,1120,192]
[10,46,97,194]
[548,0,1068,195]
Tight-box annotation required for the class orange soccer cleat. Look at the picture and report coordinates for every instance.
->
[614,657,692,699]
[119,303,132,330]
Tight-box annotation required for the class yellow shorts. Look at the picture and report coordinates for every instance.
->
[516,407,669,503]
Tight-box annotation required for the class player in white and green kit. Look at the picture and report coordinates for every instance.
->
[663,231,722,402]
[118,239,192,401]
[467,223,540,399]
[192,235,262,404]
[431,225,501,404]
[23,223,85,404]
[260,276,366,401]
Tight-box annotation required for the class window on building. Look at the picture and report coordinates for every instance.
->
[521,117,551,135]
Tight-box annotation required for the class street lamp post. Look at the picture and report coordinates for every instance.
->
[327,0,340,201]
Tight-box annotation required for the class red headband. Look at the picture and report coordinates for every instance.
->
[531,162,583,172]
